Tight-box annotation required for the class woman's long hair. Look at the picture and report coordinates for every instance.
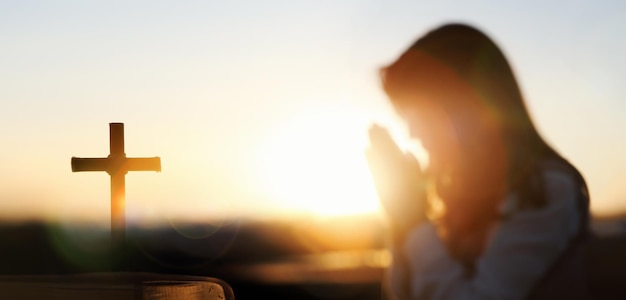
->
[381,24,574,268]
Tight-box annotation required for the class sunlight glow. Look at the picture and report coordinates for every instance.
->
[256,104,382,217]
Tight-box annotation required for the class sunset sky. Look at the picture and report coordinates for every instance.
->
[1,1,625,224]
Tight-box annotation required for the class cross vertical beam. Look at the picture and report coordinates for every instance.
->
[71,123,161,268]
[109,123,126,249]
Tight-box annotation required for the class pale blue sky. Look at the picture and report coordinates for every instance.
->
[1,1,625,223]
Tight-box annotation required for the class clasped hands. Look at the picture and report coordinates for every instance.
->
[366,124,428,238]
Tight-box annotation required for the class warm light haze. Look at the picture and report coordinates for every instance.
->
[1,1,625,224]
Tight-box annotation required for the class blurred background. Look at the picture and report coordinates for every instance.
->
[1,1,626,299]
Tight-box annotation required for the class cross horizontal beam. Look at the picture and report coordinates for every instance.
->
[71,157,161,173]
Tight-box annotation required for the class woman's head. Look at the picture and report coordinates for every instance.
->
[381,23,561,262]
[381,23,556,197]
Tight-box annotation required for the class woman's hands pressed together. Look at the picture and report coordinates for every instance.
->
[366,124,428,241]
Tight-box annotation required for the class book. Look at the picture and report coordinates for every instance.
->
[0,272,234,300]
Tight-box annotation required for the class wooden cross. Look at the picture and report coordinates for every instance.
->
[71,123,161,251]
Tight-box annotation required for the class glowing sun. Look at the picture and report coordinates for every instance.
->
[256,105,381,217]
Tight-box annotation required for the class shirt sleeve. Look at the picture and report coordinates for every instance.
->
[388,169,581,300]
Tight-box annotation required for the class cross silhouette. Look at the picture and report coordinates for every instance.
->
[71,123,161,252]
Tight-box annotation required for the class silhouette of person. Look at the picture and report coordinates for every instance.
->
[366,24,591,300]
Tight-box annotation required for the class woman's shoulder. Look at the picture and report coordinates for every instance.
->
[542,160,582,197]
[501,158,588,220]
[539,158,585,184]
[539,159,589,210]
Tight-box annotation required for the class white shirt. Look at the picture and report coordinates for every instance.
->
[389,168,582,300]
